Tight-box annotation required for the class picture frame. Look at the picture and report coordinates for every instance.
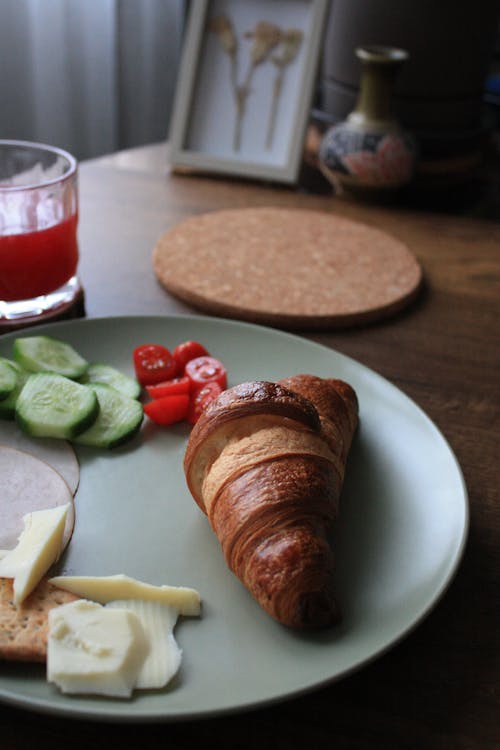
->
[169,0,329,184]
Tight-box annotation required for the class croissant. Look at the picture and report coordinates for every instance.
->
[183,375,358,630]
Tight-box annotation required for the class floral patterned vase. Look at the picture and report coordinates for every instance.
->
[319,46,416,197]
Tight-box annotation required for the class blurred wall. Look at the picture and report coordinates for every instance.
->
[0,0,185,160]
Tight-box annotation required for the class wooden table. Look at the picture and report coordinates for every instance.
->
[3,142,499,749]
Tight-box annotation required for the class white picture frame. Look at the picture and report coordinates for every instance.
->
[169,0,328,184]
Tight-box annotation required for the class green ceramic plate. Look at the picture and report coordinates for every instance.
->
[0,315,468,722]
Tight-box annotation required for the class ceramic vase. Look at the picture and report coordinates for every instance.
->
[319,45,417,197]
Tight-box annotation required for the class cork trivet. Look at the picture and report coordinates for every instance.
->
[153,207,422,329]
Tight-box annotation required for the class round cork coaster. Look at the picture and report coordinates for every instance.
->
[153,207,422,329]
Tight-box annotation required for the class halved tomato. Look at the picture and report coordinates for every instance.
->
[187,382,222,424]
[185,356,227,393]
[133,344,177,385]
[143,394,189,425]
[145,376,190,399]
[172,341,209,372]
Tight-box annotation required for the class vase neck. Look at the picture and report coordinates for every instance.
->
[350,46,408,127]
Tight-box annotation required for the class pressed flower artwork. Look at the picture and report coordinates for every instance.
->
[169,0,328,184]
[210,16,303,151]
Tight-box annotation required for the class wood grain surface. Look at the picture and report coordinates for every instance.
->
[1,142,498,750]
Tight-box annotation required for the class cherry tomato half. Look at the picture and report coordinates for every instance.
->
[143,394,189,425]
[133,344,178,386]
[146,376,190,399]
[172,340,209,372]
[185,356,227,392]
[187,381,223,425]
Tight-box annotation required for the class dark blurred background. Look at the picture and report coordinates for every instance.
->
[1,0,498,214]
[314,0,500,216]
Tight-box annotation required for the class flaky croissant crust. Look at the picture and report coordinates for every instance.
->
[184,376,358,629]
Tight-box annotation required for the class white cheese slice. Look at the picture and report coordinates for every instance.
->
[0,504,69,604]
[49,574,201,616]
[107,599,182,689]
[47,599,149,698]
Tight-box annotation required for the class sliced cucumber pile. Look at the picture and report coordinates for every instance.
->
[0,335,143,449]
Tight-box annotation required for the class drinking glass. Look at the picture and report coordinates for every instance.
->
[0,140,82,326]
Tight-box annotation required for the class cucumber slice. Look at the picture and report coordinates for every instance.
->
[0,368,28,420]
[0,356,23,376]
[74,383,143,449]
[15,373,99,439]
[0,358,19,400]
[80,363,141,400]
[13,336,88,379]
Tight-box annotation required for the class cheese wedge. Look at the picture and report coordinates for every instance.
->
[50,574,201,616]
[106,600,182,689]
[47,599,149,697]
[0,505,69,604]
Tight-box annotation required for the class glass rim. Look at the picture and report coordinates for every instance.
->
[0,139,78,192]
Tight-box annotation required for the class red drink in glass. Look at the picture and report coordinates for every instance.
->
[0,140,81,324]
[0,213,78,301]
